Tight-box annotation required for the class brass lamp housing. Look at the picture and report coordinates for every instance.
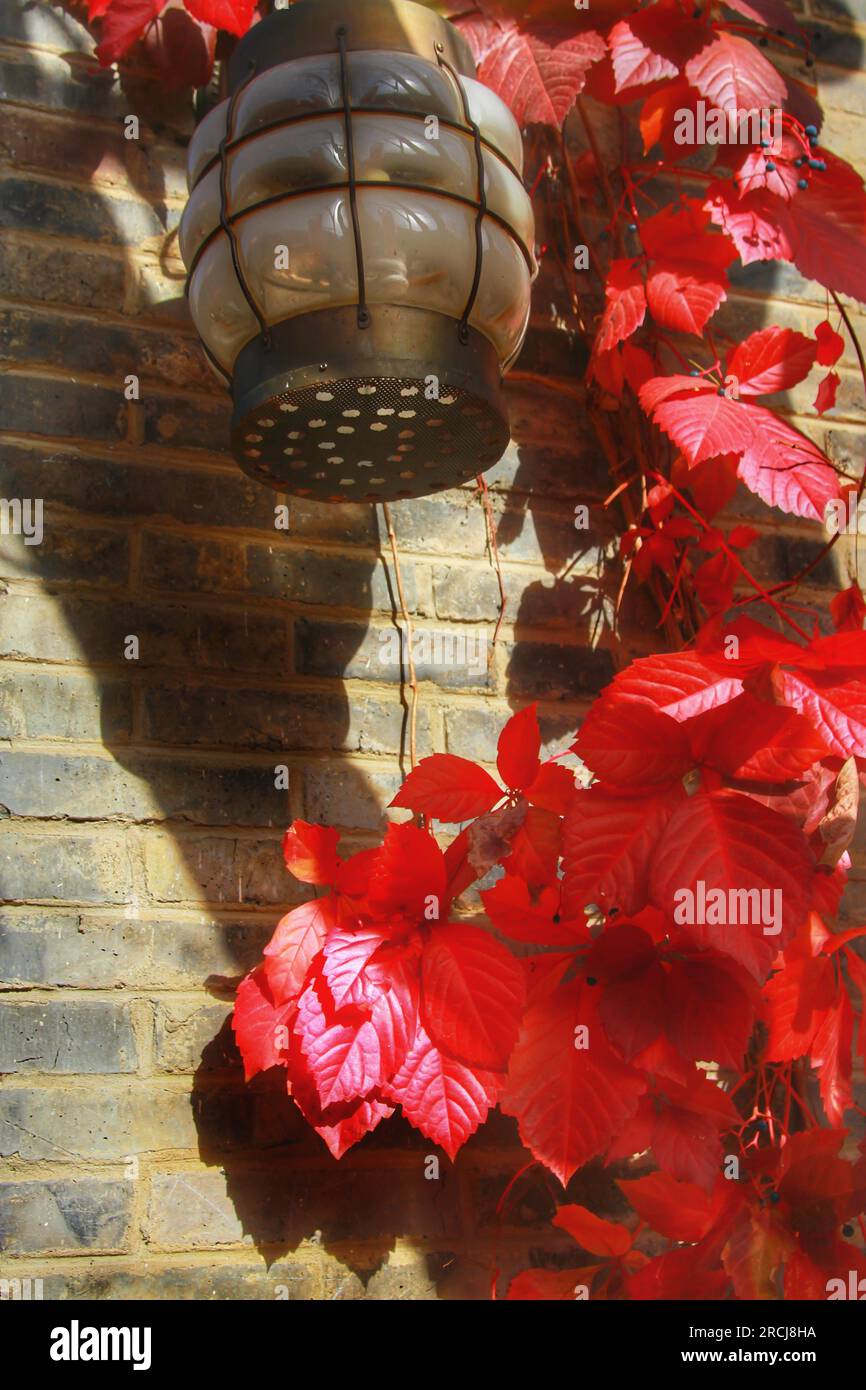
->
[180,0,536,503]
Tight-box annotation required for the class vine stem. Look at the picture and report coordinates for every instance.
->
[477,474,507,660]
[507,370,584,401]
[559,126,607,284]
[577,96,625,256]
[381,502,419,773]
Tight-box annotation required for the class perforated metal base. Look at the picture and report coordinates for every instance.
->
[230,306,511,501]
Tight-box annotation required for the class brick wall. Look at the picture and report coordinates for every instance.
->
[0,0,863,1299]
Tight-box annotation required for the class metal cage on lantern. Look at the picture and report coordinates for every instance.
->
[180,0,537,503]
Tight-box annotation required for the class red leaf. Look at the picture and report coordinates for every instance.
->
[457,15,606,128]
[642,202,737,268]
[596,259,647,352]
[139,7,215,89]
[726,327,817,398]
[606,649,744,721]
[774,669,866,760]
[504,805,562,887]
[735,140,804,202]
[282,820,340,885]
[421,922,524,1070]
[646,380,840,516]
[622,341,657,394]
[629,1244,731,1300]
[723,0,798,35]
[651,788,814,979]
[723,1207,794,1298]
[389,753,501,822]
[296,981,384,1108]
[727,525,760,550]
[367,822,447,921]
[263,898,333,1005]
[562,785,683,917]
[482,875,586,946]
[684,31,786,114]
[589,923,668,1061]
[507,1267,598,1300]
[382,1025,502,1160]
[706,181,790,266]
[496,702,540,790]
[687,693,831,782]
[697,614,807,674]
[574,697,691,788]
[831,583,866,633]
[312,1096,395,1161]
[762,955,837,1061]
[322,925,389,1009]
[184,0,254,37]
[646,260,728,336]
[609,32,675,95]
[778,1130,866,1228]
[815,319,845,367]
[813,371,840,416]
[811,989,854,1125]
[368,948,421,1077]
[675,452,741,519]
[525,761,576,815]
[553,1203,631,1256]
[736,407,843,521]
[640,79,697,156]
[611,3,709,90]
[707,156,866,306]
[641,377,752,465]
[652,1098,725,1192]
[96,0,166,63]
[665,956,757,1069]
[618,1171,724,1243]
[502,971,646,1185]
[232,967,292,1082]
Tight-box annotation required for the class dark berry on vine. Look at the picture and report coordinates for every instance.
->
[805,124,818,135]
[808,158,823,169]
[794,157,805,167]
[627,222,638,231]
[586,976,598,986]
[552,913,561,923]
[765,160,776,171]
[689,368,700,376]
[760,139,769,148]
[717,386,726,396]
[768,1190,780,1203]
[797,179,808,189]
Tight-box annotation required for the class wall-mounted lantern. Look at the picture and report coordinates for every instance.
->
[180,0,536,503]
